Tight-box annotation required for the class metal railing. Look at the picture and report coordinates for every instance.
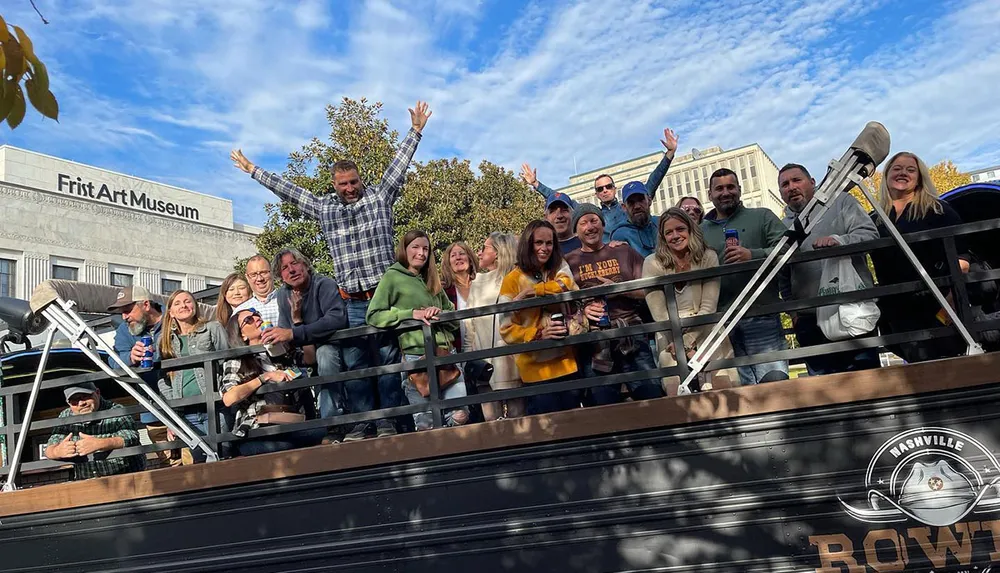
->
[2,218,999,479]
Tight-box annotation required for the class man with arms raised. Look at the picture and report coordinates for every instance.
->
[777,163,880,375]
[564,205,663,404]
[230,102,432,439]
[701,168,788,385]
[611,181,660,258]
[521,128,678,240]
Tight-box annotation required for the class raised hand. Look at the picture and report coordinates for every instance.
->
[660,128,679,158]
[230,149,255,174]
[409,101,432,133]
[520,163,539,188]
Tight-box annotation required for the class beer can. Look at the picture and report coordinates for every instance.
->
[140,335,154,369]
[597,297,611,327]
[724,228,740,248]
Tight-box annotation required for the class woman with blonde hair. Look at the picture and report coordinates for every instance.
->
[870,151,969,363]
[215,272,252,325]
[367,230,470,430]
[465,232,524,420]
[643,207,736,394]
[156,289,229,463]
[441,241,479,351]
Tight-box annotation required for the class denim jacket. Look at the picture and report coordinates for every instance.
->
[156,321,229,399]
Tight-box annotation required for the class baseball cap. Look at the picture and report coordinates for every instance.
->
[107,285,154,311]
[63,382,98,402]
[545,192,573,211]
[621,181,649,202]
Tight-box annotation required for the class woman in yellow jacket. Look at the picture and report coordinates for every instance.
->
[499,220,581,415]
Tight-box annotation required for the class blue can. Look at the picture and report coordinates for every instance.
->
[724,228,740,248]
[140,335,154,369]
[597,297,611,327]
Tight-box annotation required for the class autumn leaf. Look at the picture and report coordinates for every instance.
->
[24,76,57,120]
[1,33,24,78]
[6,83,26,129]
[13,26,34,62]
[0,15,9,43]
[0,80,17,122]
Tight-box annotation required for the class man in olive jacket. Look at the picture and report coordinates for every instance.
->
[701,168,789,386]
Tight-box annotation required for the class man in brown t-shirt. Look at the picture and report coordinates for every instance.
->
[564,204,664,405]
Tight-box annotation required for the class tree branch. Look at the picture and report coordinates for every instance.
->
[30,0,50,24]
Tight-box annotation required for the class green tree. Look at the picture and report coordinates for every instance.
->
[0,13,59,128]
[394,158,542,256]
[249,97,400,277]
[247,97,543,276]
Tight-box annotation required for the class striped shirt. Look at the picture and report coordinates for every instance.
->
[251,128,422,293]
[45,398,145,481]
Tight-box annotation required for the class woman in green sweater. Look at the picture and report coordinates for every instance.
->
[366,230,470,430]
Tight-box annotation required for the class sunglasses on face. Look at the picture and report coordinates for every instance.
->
[595,183,616,193]
[683,206,703,215]
[240,312,260,327]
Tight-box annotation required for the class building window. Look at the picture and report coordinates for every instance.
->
[0,259,15,297]
[990,171,997,180]
[52,265,78,281]
[110,272,133,287]
[161,278,182,294]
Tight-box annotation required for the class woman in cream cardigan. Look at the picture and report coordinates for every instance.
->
[643,207,737,394]
[464,232,523,420]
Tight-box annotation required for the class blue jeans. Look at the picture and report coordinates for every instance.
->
[343,299,405,421]
[402,353,469,430]
[237,428,326,456]
[183,412,209,464]
[582,338,665,405]
[729,314,789,385]
[314,343,345,420]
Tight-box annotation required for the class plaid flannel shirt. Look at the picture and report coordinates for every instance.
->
[221,356,304,438]
[45,398,145,481]
[251,128,422,293]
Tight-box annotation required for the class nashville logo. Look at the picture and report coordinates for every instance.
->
[811,427,1000,572]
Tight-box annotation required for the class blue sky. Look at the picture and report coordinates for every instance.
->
[2,0,1000,226]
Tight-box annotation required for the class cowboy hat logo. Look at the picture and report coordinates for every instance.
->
[841,427,1000,527]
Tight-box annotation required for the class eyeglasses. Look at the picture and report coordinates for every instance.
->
[247,271,270,279]
[682,206,703,215]
[595,183,616,193]
[240,312,260,327]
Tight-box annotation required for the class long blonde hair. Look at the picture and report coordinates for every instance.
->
[654,207,708,271]
[396,230,442,295]
[878,151,943,221]
[159,289,207,360]
[441,242,479,288]
[487,232,518,278]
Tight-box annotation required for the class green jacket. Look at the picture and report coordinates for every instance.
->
[366,263,457,356]
[701,203,787,310]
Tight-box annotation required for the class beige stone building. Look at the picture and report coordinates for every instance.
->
[0,145,260,300]
[555,143,785,219]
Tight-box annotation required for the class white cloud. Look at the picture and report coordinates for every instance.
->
[4,0,1000,229]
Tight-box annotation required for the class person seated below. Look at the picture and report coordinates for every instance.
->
[44,382,146,481]
[221,309,326,456]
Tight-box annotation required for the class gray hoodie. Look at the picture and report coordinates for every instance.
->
[778,192,878,316]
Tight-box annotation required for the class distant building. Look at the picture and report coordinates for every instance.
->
[555,143,785,218]
[970,165,1000,184]
[0,145,260,300]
